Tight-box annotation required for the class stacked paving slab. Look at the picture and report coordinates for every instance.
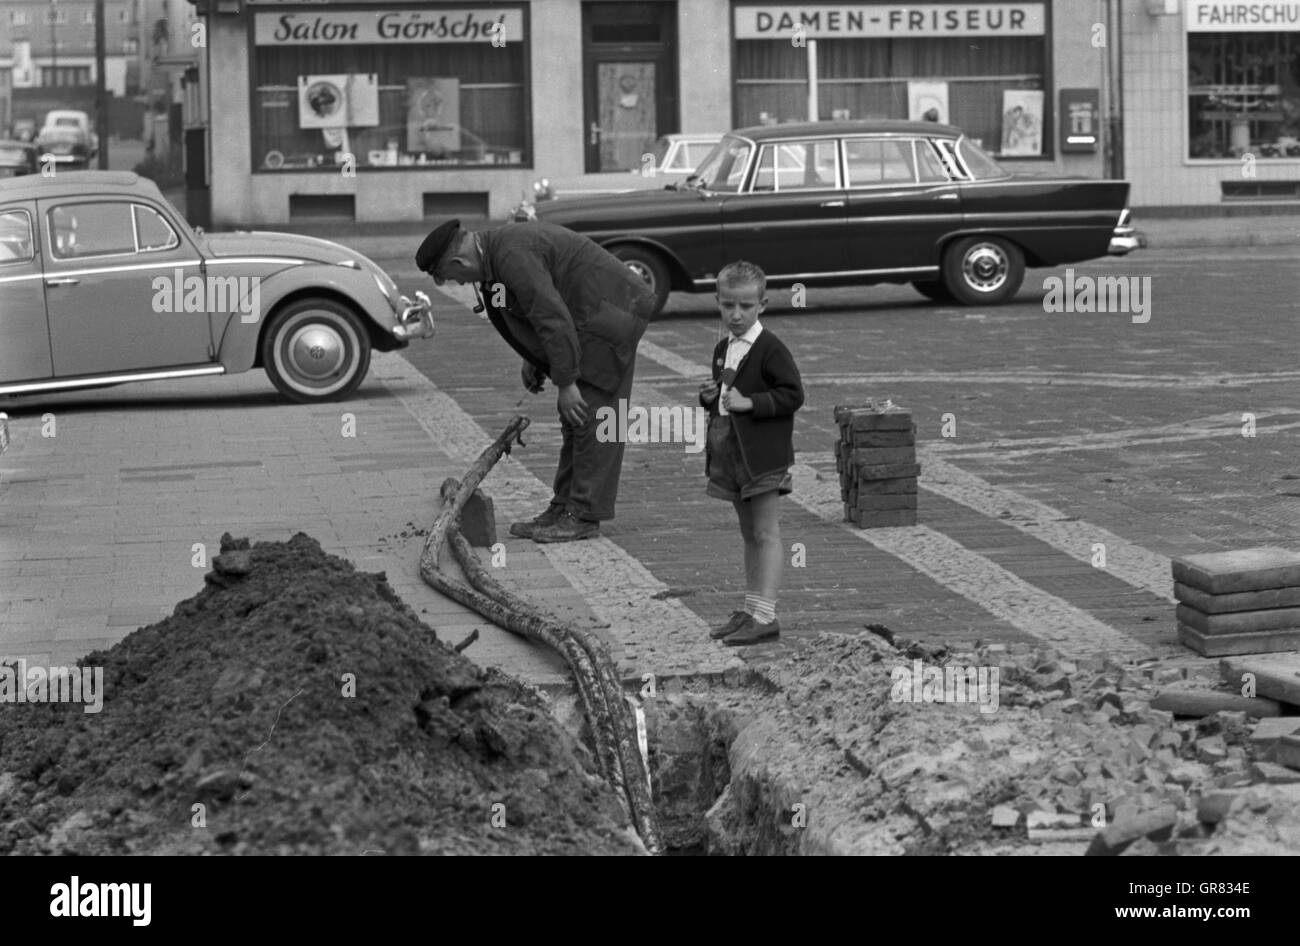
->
[1172,548,1300,657]
[834,402,918,528]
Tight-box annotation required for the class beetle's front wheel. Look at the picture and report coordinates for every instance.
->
[261,298,371,403]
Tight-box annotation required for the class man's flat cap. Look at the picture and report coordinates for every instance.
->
[415,219,461,273]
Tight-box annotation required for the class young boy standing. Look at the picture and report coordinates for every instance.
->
[698,261,804,646]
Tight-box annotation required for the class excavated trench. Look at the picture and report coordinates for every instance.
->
[4,531,1298,856]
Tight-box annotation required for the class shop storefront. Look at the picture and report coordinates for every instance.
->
[194,0,1107,226]
[732,2,1055,160]
[1124,0,1300,206]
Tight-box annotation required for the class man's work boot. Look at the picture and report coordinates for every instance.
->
[509,502,564,539]
[532,510,600,544]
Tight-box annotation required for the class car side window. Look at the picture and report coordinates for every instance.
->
[134,205,179,252]
[48,202,136,259]
[915,141,950,182]
[844,139,916,186]
[0,209,34,264]
[683,143,714,169]
[752,140,837,192]
[663,143,689,171]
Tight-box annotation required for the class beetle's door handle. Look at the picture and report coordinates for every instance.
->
[45,277,80,286]
[819,199,845,208]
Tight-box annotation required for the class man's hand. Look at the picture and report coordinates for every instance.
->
[522,361,546,394]
[722,389,753,413]
[558,383,588,426]
[699,379,719,404]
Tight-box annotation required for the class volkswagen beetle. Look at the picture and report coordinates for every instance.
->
[0,171,433,403]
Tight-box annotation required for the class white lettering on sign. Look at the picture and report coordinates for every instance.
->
[735,4,1045,39]
[254,9,525,45]
[1187,1,1300,31]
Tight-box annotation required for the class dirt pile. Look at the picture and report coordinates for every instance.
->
[0,533,639,855]
[700,632,1300,855]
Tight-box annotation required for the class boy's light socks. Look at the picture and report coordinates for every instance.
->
[744,593,759,616]
[752,597,777,625]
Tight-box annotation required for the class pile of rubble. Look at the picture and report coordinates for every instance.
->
[699,631,1300,855]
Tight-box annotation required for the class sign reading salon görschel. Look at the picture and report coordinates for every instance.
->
[734,3,1045,38]
[254,8,525,45]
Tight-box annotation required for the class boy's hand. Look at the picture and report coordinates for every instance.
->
[699,380,719,403]
[722,389,753,413]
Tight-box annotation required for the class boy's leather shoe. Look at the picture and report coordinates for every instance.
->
[532,511,600,544]
[509,503,564,539]
[710,611,751,640]
[724,618,780,646]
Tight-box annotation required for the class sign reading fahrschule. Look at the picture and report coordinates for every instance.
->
[735,3,1045,38]
[254,9,525,45]
[1187,1,1300,31]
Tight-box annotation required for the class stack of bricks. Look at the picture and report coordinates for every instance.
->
[1171,548,1300,657]
[834,402,918,528]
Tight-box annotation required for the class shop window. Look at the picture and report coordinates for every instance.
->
[1188,32,1300,160]
[252,10,529,173]
[735,34,1046,158]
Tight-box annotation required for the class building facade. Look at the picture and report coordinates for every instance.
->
[1125,0,1300,205]
[0,0,138,97]
[189,0,1126,226]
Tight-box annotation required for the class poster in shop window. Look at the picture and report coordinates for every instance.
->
[407,78,461,156]
[1001,89,1043,156]
[907,81,949,124]
[297,74,380,129]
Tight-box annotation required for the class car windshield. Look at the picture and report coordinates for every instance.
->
[691,136,752,192]
[956,136,1009,180]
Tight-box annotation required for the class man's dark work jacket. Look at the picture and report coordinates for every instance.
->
[478,222,655,393]
[700,330,804,480]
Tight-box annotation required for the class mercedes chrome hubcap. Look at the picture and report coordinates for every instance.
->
[962,245,1008,292]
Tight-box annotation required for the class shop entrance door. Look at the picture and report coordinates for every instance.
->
[583,3,678,173]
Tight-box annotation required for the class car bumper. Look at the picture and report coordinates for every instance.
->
[1108,208,1139,256]
[393,291,435,340]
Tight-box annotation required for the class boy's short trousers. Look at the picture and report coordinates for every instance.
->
[705,415,793,502]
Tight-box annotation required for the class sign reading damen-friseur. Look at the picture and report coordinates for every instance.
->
[254,8,525,45]
[735,3,1045,38]
[1186,1,1300,31]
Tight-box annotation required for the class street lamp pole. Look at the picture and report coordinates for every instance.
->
[95,0,107,168]
[50,0,57,85]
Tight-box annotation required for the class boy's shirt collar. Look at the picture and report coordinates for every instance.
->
[727,320,764,347]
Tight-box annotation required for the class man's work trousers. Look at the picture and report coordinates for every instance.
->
[552,347,639,522]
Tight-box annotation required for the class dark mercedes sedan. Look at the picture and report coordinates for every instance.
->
[516,120,1137,315]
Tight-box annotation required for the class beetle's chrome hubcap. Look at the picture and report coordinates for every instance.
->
[962,245,1008,292]
[625,260,654,291]
[288,323,346,381]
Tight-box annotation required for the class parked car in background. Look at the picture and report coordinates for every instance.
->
[0,139,38,178]
[516,120,1137,315]
[0,171,435,403]
[525,132,724,203]
[36,110,99,168]
[11,118,37,143]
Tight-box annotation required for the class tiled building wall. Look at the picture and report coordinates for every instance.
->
[1124,8,1300,207]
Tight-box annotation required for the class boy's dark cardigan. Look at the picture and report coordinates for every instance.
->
[699,328,804,481]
